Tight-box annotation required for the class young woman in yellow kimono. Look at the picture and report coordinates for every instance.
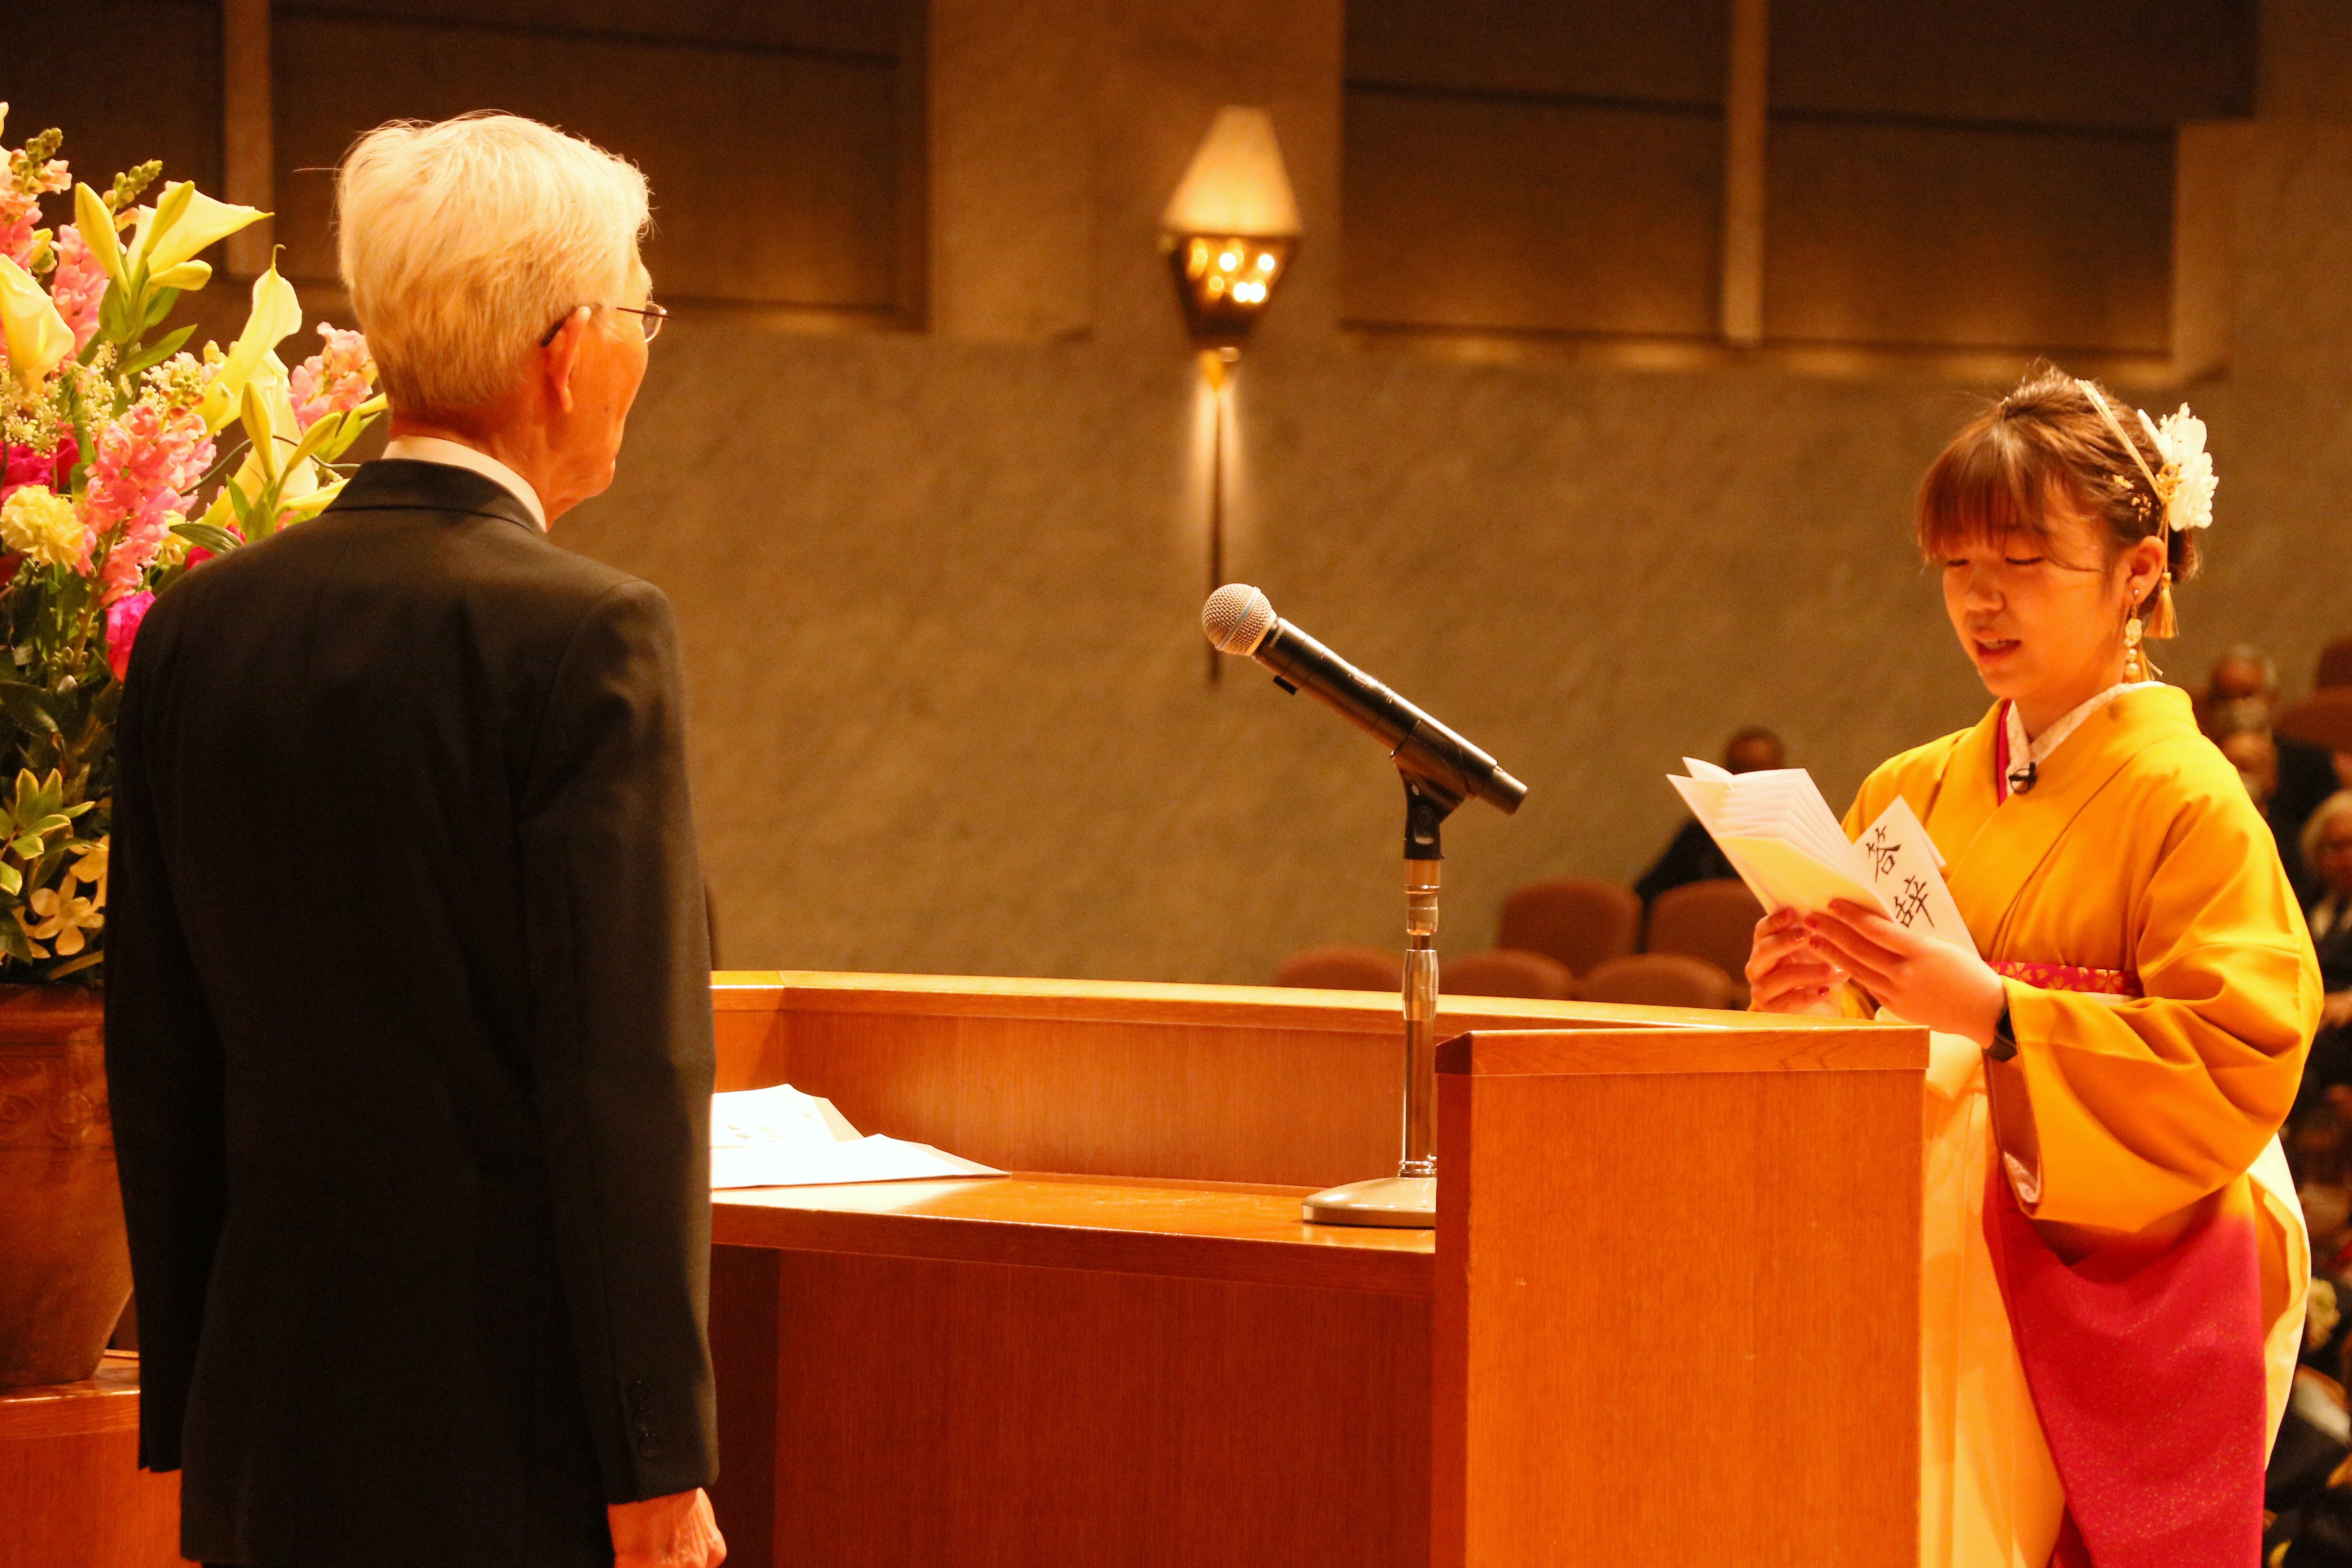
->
[1746,368,2318,1568]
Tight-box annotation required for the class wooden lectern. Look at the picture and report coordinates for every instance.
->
[0,973,1920,1567]
[707,973,1923,1568]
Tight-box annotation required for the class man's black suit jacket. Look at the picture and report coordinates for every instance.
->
[106,460,718,1567]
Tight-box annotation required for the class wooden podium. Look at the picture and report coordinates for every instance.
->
[707,973,1923,1568]
[0,973,1920,1567]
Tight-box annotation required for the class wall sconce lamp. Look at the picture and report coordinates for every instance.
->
[1161,107,1302,681]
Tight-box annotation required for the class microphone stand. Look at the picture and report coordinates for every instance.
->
[1302,772,1461,1228]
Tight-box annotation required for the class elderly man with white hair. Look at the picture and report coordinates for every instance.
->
[105,114,724,1568]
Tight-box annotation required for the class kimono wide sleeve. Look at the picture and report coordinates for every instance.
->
[2004,770,2318,1235]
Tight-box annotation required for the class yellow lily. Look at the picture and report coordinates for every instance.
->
[0,256,73,391]
[71,184,125,288]
[129,182,264,277]
[150,260,212,293]
[208,352,320,539]
[196,263,302,433]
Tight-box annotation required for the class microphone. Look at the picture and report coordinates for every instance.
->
[1202,584,1528,814]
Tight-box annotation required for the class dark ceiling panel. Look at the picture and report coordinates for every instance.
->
[1770,0,2254,129]
[1346,0,1727,107]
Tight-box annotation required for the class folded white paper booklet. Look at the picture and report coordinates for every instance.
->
[1667,760,1977,955]
[709,1083,1005,1188]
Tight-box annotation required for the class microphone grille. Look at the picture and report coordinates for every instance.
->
[1203,584,1276,655]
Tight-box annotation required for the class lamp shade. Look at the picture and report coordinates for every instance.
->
[1162,108,1302,349]
[1161,107,1302,239]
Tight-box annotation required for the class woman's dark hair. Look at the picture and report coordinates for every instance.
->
[1915,365,2199,609]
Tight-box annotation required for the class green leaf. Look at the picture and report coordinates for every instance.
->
[45,949,103,980]
[0,865,21,898]
[97,282,135,346]
[141,285,180,331]
[0,917,32,964]
[118,323,196,381]
[0,682,59,736]
[169,521,243,556]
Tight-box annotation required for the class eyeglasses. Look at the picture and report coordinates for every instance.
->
[538,302,668,348]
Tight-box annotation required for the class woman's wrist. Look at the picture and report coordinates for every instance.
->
[1964,965,2009,1049]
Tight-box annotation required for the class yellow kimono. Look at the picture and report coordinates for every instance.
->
[1837,684,2316,1568]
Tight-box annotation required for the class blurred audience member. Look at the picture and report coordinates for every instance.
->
[2298,793,2352,1120]
[2219,720,2280,808]
[2212,703,2315,901]
[1635,726,1781,908]
[2208,645,2337,905]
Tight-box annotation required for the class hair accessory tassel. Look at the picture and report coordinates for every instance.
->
[2147,571,2178,640]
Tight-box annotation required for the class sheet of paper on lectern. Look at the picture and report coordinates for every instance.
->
[709,1083,1004,1188]
[1667,760,1975,955]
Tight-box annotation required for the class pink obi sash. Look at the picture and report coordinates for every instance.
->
[1979,960,2267,1567]
[1989,959,2143,999]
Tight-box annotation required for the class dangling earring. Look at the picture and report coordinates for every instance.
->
[2124,614,2147,683]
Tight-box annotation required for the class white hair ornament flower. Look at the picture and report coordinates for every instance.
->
[2138,405,2217,533]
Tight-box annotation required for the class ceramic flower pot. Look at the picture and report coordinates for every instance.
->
[0,984,130,1387]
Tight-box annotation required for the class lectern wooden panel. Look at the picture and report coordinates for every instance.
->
[711,971,1770,1190]
[1432,1026,1925,1568]
[712,1177,1433,1568]
[705,975,1923,1568]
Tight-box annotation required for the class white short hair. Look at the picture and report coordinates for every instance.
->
[2305,789,2352,871]
[337,113,649,414]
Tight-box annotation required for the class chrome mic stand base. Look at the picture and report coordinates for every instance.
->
[1302,775,1455,1231]
[1301,1174,1436,1228]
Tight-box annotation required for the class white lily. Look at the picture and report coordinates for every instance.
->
[0,255,73,391]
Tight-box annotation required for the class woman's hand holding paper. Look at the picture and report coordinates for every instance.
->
[1746,908,1847,1014]
[1801,899,2006,1045]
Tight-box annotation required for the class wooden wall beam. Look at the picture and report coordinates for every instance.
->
[222,0,274,279]
[1721,0,1768,346]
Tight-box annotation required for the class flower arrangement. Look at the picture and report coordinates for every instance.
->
[0,108,385,979]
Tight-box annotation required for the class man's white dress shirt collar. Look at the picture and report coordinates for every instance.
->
[380,435,547,532]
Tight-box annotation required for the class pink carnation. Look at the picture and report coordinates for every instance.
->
[104,591,154,680]
[0,435,77,509]
[288,324,374,432]
[49,225,104,351]
[83,403,212,600]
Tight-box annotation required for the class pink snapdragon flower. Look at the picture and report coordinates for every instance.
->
[48,225,104,351]
[0,212,34,271]
[288,324,374,432]
[0,151,68,270]
[83,403,213,600]
[104,590,155,680]
[0,435,77,509]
